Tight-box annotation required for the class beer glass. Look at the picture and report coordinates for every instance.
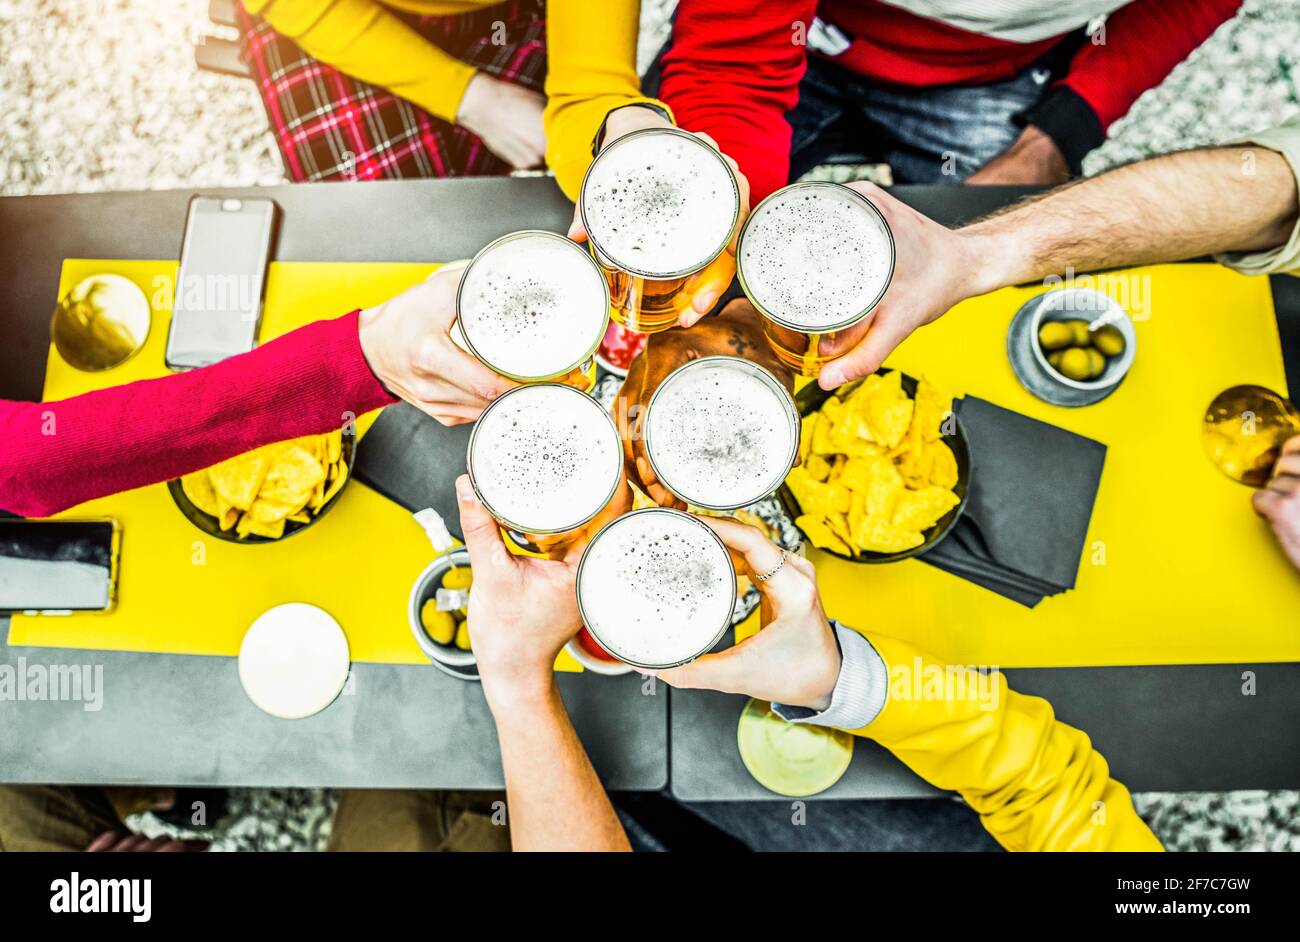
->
[467,383,628,555]
[456,230,610,391]
[579,127,741,334]
[576,508,737,669]
[1202,385,1300,486]
[642,356,800,511]
[737,182,895,377]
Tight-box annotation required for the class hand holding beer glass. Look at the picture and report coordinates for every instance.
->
[572,119,749,332]
[649,516,843,711]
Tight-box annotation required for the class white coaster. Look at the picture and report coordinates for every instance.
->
[238,603,351,720]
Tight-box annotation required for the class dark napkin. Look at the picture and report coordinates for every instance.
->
[919,396,1106,607]
[351,403,472,541]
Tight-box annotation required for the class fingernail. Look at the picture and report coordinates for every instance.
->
[819,368,841,390]
[455,475,472,499]
[694,290,720,314]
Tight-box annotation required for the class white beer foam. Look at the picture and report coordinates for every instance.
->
[647,359,796,508]
[470,385,621,533]
[579,511,734,666]
[740,185,893,329]
[583,131,737,277]
[459,234,607,378]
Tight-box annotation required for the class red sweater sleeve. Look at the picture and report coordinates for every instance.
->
[0,311,396,518]
[1026,0,1240,170]
[659,0,818,203]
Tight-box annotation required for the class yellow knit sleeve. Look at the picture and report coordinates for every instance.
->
[543,0,672,199]
[856,633,1163,852]
[245,0,477,124]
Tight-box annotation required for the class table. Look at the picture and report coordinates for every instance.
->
[671,186,1300,799]
[2,179,1297,795]
[0,178,666,790]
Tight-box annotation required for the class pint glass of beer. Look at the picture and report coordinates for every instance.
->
[579,128,741,334]
[467,383,628,555]
[642,356,799,511]
[456,230,610,391]
[737,182,895,377]
[576,508,737,669]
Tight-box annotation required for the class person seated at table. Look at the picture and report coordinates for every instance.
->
[649,0,1240,200]
[0,475,630,853]
[0,267,508,518]
[796,116,1300,570]
[651,515,1163,851]
[238,0,660,197]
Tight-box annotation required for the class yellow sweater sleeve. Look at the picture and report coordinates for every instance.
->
[244,0,477,124]
[544,0,672,199]
[855,633,1163,852]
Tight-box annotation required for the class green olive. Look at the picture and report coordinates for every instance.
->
[1084,347,1107,379]
[1038,321,1075,351]
[1065,320,1091,346]
[420,601,456,646]
[1054,347,1093,381]
[454,621,472,651]
[1091,324,1126,357]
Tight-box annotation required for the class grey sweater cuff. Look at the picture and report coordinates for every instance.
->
[771,623,888,730]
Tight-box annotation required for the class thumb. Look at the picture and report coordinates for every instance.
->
[455,474,513,573]
[651,644,751,695]
[818,312,910,390]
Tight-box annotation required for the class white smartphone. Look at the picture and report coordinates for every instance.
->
[0,519,121,615]
[165,195,278,370]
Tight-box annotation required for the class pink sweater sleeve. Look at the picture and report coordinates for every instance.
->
[0,311,397,517]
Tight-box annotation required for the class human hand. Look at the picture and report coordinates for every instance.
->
[617,299,792,508]
[651,516,841,710]
[358,265,517,425]
[568,105,751,326]
[455,474,589,706]
[86,831,208,852]
[965,125,1070,186]
[1252,435,1300,572]
[816,181,986,389]
[456,72,548,170]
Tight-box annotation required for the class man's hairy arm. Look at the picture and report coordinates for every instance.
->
[963,145,1299,292]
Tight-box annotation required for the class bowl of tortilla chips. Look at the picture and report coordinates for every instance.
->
[167,429,355,542]
[780,369,970,563]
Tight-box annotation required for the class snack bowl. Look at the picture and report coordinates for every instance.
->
[407,549,479,681]
[777,369,971,564]
[1028,288,1136,391]
[168,430,356,543]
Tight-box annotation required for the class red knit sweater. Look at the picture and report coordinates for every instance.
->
[0,311,396,518]
[659,0,1242,200]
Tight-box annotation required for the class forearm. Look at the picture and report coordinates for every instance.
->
[964,145,1299,292]
[485,677,630,852]
[0,312,393,517]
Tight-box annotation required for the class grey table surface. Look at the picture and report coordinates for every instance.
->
[1,178,1298,796]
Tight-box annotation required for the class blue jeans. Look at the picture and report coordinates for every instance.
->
[787,53,1062,185]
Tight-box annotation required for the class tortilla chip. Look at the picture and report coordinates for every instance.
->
[258,445,326,507]
[208,448,273,512]
[180,470,220,517]
[805,453,833,483]
[324,429,343,465]
[796,514,853,555]
[237,513,286,540]
[913,379,953,442]
[854,520,925,555]
[891,486,960,533]
[320,458,348,506]
[247,496,296,525]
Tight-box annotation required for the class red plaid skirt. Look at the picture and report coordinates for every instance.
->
[238,1,547,182]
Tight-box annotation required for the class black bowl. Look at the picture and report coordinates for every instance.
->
[777,369,971,564]
[167,430,357,544]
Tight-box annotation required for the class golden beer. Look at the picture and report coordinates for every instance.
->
[580,128,741,334]
[737,182,895,377]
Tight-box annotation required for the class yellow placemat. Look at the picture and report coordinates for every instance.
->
[8,258,581,671]
[815,264,1299,668]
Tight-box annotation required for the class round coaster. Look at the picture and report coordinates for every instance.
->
[737,698,854,797]
[238,603,351,720]
[1007,295,1123,408]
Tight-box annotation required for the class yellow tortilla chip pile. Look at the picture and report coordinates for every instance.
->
[179,430,348,540]
[787,372,960,556]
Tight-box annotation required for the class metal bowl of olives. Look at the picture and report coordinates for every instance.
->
[408,549,478,681]
[1029,288,1136,392]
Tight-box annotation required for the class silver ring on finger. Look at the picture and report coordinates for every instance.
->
[754,550,788,583]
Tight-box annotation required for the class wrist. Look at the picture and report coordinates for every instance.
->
[602,104,673,146]
[455,71,490,129]
[481,664,560,713]
[957,222,1025,296]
